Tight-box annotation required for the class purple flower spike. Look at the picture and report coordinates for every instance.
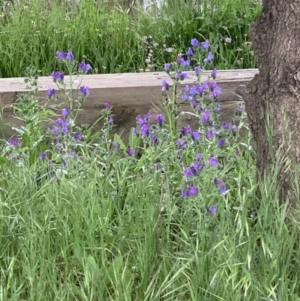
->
[195,66,201,76]
[214,178,227,194]
[211,68,217,79]
[79,61,91,73]
[204,52,214,63]
[162,80,169,92]
[207,205,217,215]
[188,186,198,197]
[200,40,210,49]
[66,52,74,60]
[186,47,194,57]
[51,125,59,134]
[217,138,225,147]
[156,114,164,127]
[74,133,83,140]
[191,38,199,47]
[8,138,20,147]
[62,108,69,118]
[51,71,64,82]
[164,63,171,72]
[80,86,90,96]
[209,157,219,167]
[176,71,188,81]
[191,131,201,141]
[201,109,211,124]
[39,152,47,160]
[56,51,66,59]
[104,103,111,110]
[181,189,189,198]
[47,88,55,97]
[127,147,135,156]
[196,153,203,160]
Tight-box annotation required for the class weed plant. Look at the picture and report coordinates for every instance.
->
[0,0,261,77]
[1,37,300,301]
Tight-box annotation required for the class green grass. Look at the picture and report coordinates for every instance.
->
[0,0,261,77]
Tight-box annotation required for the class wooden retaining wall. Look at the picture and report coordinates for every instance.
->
[0,69,257,140]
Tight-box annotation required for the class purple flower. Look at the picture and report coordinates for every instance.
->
[217,138,225,147]
[108,116,113,124]
[201,109,210,124]
[79,61,91,73]
[223,122,232,130]
[204,52,214,63]
[211,68,217,79]
[74,133,83,140]
[140,124,149,136]
[193,161,204,172]
[195,66,201,76]
[209,157,219,166]
[207,128,215,139]
[178,57,190,67]
[61,126,68,134]
[214,178,227,194]
[66,52,74,60]
[156,114,164,127]
[210,86,222,98]
[207,206,217,214]
[200,40,210,49]
[152,136,159,145]
[56,118,64,126]
[233,125,239,133]
[196,153,203,160]
[176,71,188,81]
[183,167,195,178]
[8,138,20,147]
[191,131,201,141]
[127,147,135,156]
[191,38,199,47]
[181,189,189,197]
[162,80,169,92]
[186,47,194,57]
[181,125,192,136]
[80,86,90,96]
[104,103,111,110]
[56,51,66,59]
[47,88,55,97]
[39,152,47,160]
[51,125,59,134]
[188,186,198,196]
[164,63,171,72]
[236,104,244,115]
[51,71,64,82]
[62,108,69,118]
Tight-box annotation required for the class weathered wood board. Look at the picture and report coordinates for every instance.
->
[0,69,258,140]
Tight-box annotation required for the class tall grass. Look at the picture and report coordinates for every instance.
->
[0,0,261,77]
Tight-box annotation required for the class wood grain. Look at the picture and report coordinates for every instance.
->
[0,69,257,140]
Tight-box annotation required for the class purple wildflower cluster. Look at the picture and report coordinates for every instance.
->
[133,112,165,146]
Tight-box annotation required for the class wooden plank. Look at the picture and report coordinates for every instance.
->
[0,72,170,110]
[0,69,257,140]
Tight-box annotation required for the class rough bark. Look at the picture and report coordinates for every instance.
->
[244,0,300,212]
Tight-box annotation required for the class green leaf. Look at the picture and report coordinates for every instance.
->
[113,133,126,150]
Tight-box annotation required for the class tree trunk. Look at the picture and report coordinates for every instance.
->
[244,0,300,213]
